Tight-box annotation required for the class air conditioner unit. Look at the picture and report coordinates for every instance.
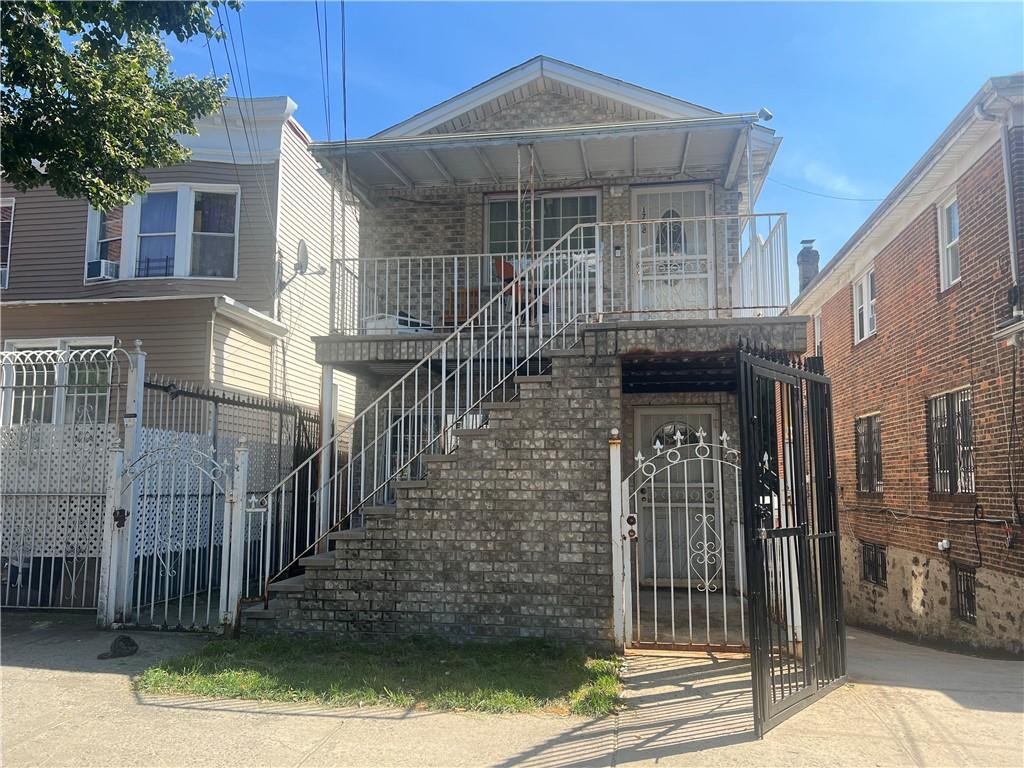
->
[86,259,120,281]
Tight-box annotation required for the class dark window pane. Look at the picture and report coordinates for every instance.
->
[580,195,597,217]
[136,235,175,276]
[99,207,123,241]
[99,239,122,262]
[139,191,178,234]
[191,234,235,277]
[562,196,578,217]
[193,192,236,234]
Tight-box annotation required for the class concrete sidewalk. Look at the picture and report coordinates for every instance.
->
[1,612,1021,767]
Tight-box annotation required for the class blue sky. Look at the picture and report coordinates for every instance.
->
[168,1,1023,278]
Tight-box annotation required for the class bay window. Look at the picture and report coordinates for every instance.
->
[85,184,239,281]
[1,198,14,288]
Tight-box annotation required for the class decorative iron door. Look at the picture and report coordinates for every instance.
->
[737,350,846,737]
[631,186,714,318]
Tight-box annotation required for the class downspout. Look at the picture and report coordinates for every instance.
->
[976,102,1021,312]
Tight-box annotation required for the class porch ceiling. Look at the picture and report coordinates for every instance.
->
[622,352,738,393]
[311,116,780,195]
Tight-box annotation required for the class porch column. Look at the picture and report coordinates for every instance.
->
[318,364,336,548]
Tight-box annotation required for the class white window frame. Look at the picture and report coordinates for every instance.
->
[938,193,960,291]
[813,312,823,356]
[853,266,876,344]
[1,197,14,289]
[84,183,241,282]
[484,188,602,254]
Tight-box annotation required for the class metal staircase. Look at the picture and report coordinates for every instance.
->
[243,225,600,600]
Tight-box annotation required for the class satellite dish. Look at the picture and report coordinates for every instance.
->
[295,240,309,275]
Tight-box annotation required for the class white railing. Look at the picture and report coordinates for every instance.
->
[250,224,599,596]
[331,213,789,334]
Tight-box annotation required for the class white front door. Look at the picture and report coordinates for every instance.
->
[634,407,720,586]
[631,185,714,318]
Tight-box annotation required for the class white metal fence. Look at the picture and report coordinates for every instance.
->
[610,428,748,650]
[0,344,318,629]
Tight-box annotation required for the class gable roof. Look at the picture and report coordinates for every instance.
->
[791,73,1024,316]
[373,56,720,138]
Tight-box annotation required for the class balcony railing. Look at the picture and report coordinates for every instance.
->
[331,213,788,334]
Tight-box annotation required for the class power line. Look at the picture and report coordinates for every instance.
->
[314,1,331,140]
[767,177,884,203]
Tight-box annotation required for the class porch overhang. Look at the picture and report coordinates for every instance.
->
[311,115,780,198]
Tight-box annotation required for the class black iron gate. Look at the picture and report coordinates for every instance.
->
[737,349,847,737]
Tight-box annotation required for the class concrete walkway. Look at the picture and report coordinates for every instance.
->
[1,613,1021,767]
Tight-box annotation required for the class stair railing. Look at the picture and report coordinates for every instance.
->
[247,222,600,599]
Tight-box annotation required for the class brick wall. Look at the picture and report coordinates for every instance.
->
[266,344,623,647]
[812,138,1024,653]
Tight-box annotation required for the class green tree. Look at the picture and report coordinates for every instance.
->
[1,1,237,210]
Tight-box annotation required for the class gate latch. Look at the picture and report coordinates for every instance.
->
[756,528,768,541]
[113,508,129,529]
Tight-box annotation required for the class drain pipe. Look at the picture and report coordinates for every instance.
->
[976,102,1021,313]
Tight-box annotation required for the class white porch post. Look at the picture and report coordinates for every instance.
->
[124,339,145,464]
[609,428,626,650]
[318,365,335,548]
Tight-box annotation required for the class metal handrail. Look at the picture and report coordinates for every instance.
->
[251,221,599,598]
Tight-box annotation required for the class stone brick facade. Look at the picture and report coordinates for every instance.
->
[807,134,1024,655]
[256,341,622,646]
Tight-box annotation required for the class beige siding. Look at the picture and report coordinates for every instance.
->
[209,317,273,395]
[0,161,278,312]
[0,298,215,384]
[275,122,358,418]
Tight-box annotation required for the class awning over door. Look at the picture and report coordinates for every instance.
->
[311,114,780,198]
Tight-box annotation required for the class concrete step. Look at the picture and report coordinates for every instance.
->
[328,528,366,542]
[241,599,279,621]
[514,374,552,385]
[268,574,305,593]
[453,427,491,439]
[394,479,428,489]
[362,505,397,517]
[298,553,336,568]
[482,400,522,411]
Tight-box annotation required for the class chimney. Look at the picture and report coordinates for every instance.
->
[797,239,820,292]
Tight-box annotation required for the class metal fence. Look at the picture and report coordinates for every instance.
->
[0,344,320,620]
[1,347,135,609]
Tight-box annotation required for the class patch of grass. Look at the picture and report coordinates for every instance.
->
[134,635,622,716]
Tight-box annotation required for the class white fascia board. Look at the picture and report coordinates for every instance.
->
[177,96,298,165]
[214,295,288,339]
[375,56,719,138]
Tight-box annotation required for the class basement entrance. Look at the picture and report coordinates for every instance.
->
[611,348,847,737]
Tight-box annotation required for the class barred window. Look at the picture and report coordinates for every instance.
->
[855,414,883,493]
[927,389,975,494]
[861,541,886,586]
[954,563,976,623]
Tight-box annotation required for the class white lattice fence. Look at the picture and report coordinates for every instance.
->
[0,423,117,608]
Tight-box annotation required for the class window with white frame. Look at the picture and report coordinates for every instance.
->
[938,196,960,290]
[1,198,14,288]
[85,184,239,281]
[486,190,598,255]
[853,267,876,343]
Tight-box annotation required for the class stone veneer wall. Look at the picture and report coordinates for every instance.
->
[843,541,1023,655]
[268,341,623,647]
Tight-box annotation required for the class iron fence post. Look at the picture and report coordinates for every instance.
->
[318,366,335,547]
[97,446,126,627]
[221,440,249,630]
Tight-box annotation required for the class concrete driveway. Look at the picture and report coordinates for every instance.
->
[1,612,1021,767]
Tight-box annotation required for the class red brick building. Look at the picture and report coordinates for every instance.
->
[792,75,1024,655]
